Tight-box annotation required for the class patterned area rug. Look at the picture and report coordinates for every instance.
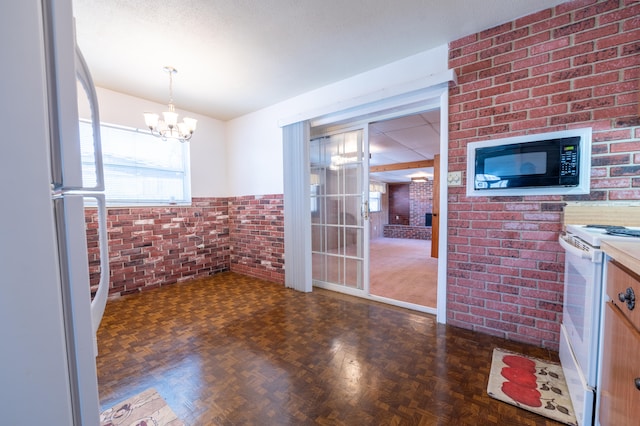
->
[487,348,577,426]
[100,388,183,426]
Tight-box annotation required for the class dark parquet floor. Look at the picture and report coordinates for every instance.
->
[96,272,564,426]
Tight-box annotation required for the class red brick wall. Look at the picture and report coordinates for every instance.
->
[228,194,285,284]
[410,180,434,226]
[86,197,231,296]
[87,195,286,297]
[383,224,432,240]
[448,0,640,350]
[388,181,434,226]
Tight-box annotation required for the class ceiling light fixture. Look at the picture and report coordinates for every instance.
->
[411,176,429,183]
[143,66,197,143]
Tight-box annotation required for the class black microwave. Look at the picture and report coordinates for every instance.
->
[466,128,592,197]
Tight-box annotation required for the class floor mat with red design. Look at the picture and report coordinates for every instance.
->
[487,348,577,426]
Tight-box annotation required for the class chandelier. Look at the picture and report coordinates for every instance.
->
[143,66,197,143]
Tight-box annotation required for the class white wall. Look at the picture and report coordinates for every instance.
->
[81,44,449,198]
[78,87,227,198]
[226,44,449,196]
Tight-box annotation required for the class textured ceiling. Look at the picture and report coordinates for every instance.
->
[73,0,567,121]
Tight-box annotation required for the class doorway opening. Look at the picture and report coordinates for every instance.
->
[283,78,452,322]
[309,109,440,314]
[367,110,440,312]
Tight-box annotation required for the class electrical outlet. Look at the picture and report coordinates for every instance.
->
[447,171,463,187]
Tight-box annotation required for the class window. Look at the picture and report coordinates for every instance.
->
[80,121,191,205]
[369,192,382,212]
[368,181,385,213]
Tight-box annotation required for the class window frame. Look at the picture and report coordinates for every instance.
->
[80,120,192,206]
[369,191,382,213]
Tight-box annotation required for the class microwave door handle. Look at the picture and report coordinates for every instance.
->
[75,45,104,192]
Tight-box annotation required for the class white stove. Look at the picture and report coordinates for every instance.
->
[565,224,640,248]
[559,223,640,426]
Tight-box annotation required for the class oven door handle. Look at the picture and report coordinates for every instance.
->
[558,235,600,262]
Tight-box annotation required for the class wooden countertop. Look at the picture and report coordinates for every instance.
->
[564,204,640,228]
[602,240,640,276]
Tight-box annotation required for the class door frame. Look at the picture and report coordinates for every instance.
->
[283,76,453,323]
[311,98,447,319]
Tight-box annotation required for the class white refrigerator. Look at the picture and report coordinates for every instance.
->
[0,1,109,424]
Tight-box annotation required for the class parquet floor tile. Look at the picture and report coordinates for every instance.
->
[97,272,564,426]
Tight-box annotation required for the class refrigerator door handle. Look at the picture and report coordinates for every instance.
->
[75,45,105,192]
[88,193,109,356]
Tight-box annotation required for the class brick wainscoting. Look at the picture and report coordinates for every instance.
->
[86,195,285,297]
[383,225,432,240]
[228,194,285,284]
[447,0,640,350]
[86,198,231,296]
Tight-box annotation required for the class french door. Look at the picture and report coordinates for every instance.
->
[310,128,369,293]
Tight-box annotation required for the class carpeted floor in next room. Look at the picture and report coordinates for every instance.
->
[369,237,438,308]
[96,272,564,425]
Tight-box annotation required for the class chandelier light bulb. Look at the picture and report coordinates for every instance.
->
[143,66,197,143]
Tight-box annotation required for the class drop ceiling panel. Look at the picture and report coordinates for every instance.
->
[377,149,426,163]
[370,167,434,183]
[384,125,439,150]
[369,134,405,151]
[370,153,399,166]
[370,114,428,133]
[415,147,440,159]
[419,109,441,124]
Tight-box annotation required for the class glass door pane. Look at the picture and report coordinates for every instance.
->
[310,129,366,290]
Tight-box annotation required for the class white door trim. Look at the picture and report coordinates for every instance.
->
[283,71,455,324]
[435,90,449,323]
[279,69,457,128]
